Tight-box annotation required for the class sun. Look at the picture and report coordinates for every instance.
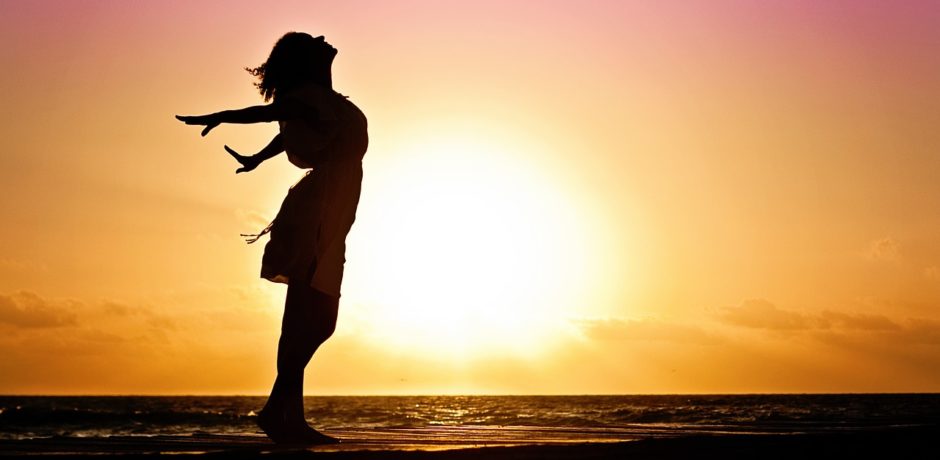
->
[343,135,600,359]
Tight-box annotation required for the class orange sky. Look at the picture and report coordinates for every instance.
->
[2,0,940,394]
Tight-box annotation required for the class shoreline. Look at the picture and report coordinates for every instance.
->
[0,425,935,459]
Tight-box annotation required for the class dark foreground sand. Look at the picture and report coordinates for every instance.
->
[0,425,935,459]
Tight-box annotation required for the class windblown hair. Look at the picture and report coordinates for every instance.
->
[246,32,334,102]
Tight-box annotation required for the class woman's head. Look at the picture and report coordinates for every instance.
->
[247,32,337,101]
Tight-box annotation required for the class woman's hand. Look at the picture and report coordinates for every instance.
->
[225,145,263,174]
[175,114,221,137]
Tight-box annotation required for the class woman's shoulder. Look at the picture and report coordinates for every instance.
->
[282,83,346,118]
[282,82,339,102]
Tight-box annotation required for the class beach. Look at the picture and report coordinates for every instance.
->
[0,425,936,458]
[1,395,937,458]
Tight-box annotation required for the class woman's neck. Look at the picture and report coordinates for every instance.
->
[315,67,333,90]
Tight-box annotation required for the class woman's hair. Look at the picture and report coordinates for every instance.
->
[246,32,334,102]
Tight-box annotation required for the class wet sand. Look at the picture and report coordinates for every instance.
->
[1,424,936,459]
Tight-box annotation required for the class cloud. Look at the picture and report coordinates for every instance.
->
[819,311,901,332]
[716,299,811,330]
[716,299,911,333]
[716,299,940,350]
[97,300,178,331]
[852,297,938,318]
[866,237,900,261]
[0,291,78,328]
[903,319,940,345]
[0,288,280,394]
[577,318,721,345]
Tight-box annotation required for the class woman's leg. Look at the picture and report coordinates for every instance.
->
[259,279,338,442]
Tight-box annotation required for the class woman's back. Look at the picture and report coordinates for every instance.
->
[278,83,368,169]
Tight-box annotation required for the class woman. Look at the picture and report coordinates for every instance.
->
[177,32,367,444]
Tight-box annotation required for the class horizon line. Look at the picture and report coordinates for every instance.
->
[3,392,939,397]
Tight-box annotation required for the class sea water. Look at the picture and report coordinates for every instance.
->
[1,394,938,440]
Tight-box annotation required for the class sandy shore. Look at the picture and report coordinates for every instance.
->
[0,425,935,459]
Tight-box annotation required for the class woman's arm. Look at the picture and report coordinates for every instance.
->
[225,134,284,174]
[176,99,317,136]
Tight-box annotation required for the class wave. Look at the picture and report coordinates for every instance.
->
[2,394,938,439]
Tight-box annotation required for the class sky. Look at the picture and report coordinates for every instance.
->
[1,0,939,395]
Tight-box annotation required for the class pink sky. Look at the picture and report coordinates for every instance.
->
[1,0,940,394]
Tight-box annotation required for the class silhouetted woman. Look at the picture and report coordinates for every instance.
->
[177,32,367,444]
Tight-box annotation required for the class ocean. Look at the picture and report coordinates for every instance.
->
[2,394,938,440]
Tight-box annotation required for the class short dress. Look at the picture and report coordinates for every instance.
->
[253,83,368,298]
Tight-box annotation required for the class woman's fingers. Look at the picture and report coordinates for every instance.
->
[226,145,257,174]
[176,115,218,136]
[201,122,219,137]
[175,114,204,124]
[224,145,242,159]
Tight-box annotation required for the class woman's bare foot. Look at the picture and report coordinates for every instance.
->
[257,409,339,445]
[296,424,340,444]
[256,409,295,444]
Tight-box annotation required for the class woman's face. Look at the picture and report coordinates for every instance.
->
[312,35,338,61]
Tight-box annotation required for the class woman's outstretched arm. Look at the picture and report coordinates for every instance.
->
[176,100,317,136]
[225,134,285,174]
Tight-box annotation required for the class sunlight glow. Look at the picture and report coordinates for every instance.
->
[349,136,599,358]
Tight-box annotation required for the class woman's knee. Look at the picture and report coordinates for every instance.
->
[311,322,335,346]
[284,283,338,342]
[309,289,339,343]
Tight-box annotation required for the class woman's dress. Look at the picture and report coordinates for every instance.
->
[255,83,368,298]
